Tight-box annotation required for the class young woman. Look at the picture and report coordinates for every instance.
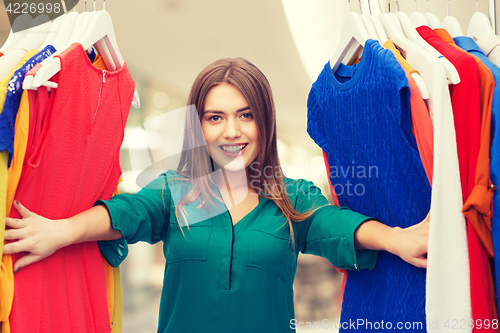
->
[4,58,429,333]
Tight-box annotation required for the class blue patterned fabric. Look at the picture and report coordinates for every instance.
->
[0,45,56,166]
[307,40,431,332]
[455,36,500,321]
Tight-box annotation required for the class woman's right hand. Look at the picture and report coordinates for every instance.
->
[3,201,73,272]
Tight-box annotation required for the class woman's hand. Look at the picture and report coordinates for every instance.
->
[3,201,73,272]
[354,211,430,268]
[386,212,430,268]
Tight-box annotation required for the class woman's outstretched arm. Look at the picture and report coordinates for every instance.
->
[353,212,430,268]
[4,173,171,272]
[3,201,121,272]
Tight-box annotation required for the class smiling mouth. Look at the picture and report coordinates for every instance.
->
[218,143,248,154]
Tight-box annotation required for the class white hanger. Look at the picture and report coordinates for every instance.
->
[377,0,429,99]
[40,15,64,50]
[14,14,51,51]
[330,6,371,73]
[380,3,409,54]
[23,2,93,90]
[49,12,79,51]
[66,1,93,44]
[410,0,429,28]
[442,0,464,38]
[423,0,442,29]
[0,15,51,80]
[32,10,140,108]
[467,0,494,41]
[0,14,32,54]
[360,1,380,42]
[367,0,389,44]
[22,5,78,90]
[396,11,461,84]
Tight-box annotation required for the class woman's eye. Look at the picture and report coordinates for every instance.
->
[240,113,253,119]
[209,115,222,122]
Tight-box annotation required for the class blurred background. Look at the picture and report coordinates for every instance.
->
[0,0,495,331]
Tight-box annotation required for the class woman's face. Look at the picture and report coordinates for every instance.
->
[201,82,260,171]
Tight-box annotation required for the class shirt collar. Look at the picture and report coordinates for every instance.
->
[416,25,438,40]
[453,36,486,55]
[433,28,455,44]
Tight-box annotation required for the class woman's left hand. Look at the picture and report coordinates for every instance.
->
[387,212,430,269]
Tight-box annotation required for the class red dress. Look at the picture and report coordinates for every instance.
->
[9,43,135,332]
[418,26,492,333]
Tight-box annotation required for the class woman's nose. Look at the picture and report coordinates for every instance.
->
[223,118,242,139]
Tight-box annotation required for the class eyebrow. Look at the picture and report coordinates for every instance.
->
[203,106,250,114]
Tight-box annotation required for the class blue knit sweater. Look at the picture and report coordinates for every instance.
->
[307,39,431,332]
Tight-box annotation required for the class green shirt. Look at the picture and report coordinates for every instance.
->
[97,170,378,333]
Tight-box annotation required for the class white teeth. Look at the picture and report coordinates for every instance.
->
[220,144,246,153]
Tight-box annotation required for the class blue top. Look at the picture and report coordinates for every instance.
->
[0,45,56,166]
[454,35,500,317]
[307,39,431,332]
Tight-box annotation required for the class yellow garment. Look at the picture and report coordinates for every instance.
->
[6,91,30,223]
[93,52,123,333]
[0,51,38,333]
[0,50,38,115]
[108,175,123,333]
[0,90,30,333]
[0,152,11,333]
[383,40,419,75]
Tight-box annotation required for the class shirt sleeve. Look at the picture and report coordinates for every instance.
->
[292,179,379,271]
[96,173,171,267]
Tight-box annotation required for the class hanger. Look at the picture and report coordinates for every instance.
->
[380,3,409,54]
[410,0,429,28]
[467,0,493,41]
[367,0,389,44]
[0,14,51,80]
[22,4,78,90]
[40,15,64,50]
[63,4,90,47]
[0,14,32,54]
[330,1,371,73]
[424,0,442,29]
[377,0,429,99]
[360,0,381,42]
[72,1,93,42]
[48,12,79,50]
[396,9,460,84]
[442,0,464,38]
[23,1,93,90]
[32,9,140,108]
[13,14,51,51]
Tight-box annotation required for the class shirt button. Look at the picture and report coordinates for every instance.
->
[354,263,358,270]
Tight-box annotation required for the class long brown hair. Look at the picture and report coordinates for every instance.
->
[174,58,316,243]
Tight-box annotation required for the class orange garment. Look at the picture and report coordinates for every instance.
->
[93,53,123,333]
[0,91,30,333]
[435,27,498,333]
[434,28,495,257]
[6,91,30,226]
[404,69,433,185]
[384,40,433,185]
[383,40,419,75]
